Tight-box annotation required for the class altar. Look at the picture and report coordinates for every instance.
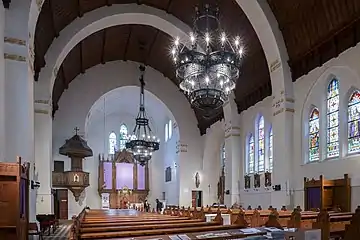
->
[98,150,149,209]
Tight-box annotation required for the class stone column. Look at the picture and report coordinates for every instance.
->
[223,95,242,207]
[270,65,295,209]
[4,0,36,221]
[35,100,53,214]
[0,6,5,162]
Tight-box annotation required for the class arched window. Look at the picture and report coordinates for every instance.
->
[165,123,168,142]
[348,90,360,153]
[309,108,320,161]
[221,143,226,169]
[258,116,265,172]
[168,120,173,140]
[248,134,255,174]
[109,132,117,154]
[268,127,273,171]
[326,79,340,158]
[119,124,128,150]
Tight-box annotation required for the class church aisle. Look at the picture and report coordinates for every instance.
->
[42,221,72,240]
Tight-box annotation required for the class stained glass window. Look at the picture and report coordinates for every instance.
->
[326,79,340,158]
[309,108,320,161]
[248,134,255,174]
[109,132,117,154]
[221,143,226,169]
[169,120,173,140]
[119,124,128,150]
[348,90,360,153]
[268,127,273,171]
[165,123,168,142]
[258,116,265,172]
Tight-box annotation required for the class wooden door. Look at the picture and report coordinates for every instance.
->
[191,191,196,207]
[58,189,68,220]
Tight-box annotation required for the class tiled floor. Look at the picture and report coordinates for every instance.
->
[42,221,72,240]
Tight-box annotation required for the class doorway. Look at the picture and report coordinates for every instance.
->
[53,189,68,220]
[191,190,202,207]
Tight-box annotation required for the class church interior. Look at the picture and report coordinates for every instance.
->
[1,0,360,239]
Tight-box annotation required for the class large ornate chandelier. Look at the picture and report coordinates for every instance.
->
[170,4,244,114]
[126,65,160,166]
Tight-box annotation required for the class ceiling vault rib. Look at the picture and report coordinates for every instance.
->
[101,30,106,64]
[80,42,85,74]
[48,0,59,37]
[145,30,159,66]
[123,27,133,61]
[61,67,68,89]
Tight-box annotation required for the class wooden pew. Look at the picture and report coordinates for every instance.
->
[74,208,251,239]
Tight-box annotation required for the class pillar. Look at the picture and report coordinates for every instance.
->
[35,100,53,214]
[0,5,5,161]
[270,58,295,209]
[223,94,242,207]
[4,0,36,221]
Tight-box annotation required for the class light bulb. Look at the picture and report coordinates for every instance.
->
[147,135,150,139]
[238,47,244,56]
[152,136,156,139]
[221,32,226,44]
[205,76,210,84]
[205,33,210,44]
[220,80,224,86]
[235,37,240,46]
[142,134,145,138]
[190,32,195,43]
[174,37,179,46]
[171,48,176,55]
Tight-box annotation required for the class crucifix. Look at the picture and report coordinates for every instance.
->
[74,127,80,135]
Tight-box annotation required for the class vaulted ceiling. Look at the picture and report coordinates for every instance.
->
[34,0,360,134]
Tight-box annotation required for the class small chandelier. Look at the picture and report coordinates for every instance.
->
[126,65,160,166]
[170,4,244,114]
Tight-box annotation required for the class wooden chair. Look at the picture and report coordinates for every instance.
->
[28,222,43,240]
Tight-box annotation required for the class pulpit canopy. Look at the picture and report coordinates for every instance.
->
[59,133,93,158]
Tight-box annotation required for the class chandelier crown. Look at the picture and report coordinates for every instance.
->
[170,4,244,115]
[126,65,160,166]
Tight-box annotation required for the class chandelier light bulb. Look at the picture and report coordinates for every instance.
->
[171,48,176,55]
[190,32,196,44]
[205,33,210,44]
[205,76,210,84]
[220,80,224,86]
[239,47,244,56]
[221,32,226,44]
[174,37,180,46]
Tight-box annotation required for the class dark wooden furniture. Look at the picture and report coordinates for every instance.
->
[304,174,351,212]
[28,222,43,240]
[0,157,30,240]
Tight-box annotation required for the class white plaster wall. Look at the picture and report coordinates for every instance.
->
[52,61,204,216]
[201,120,226,206]
[237,43,360,211]
[238,96,273,209]
[163,123,180,206]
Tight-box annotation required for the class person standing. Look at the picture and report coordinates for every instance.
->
[144,200,150,212]
[156,199,163,213]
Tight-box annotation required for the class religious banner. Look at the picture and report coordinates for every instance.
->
[254,173,260,188]
[244,175,251,189]
[265,171,272,187]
